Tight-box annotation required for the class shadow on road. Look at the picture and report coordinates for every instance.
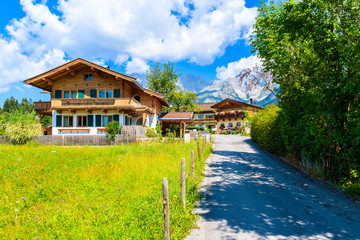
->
[200,136,360,239]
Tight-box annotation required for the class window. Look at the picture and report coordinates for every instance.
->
[71,91,77,98]
[64,91,70,99]
[63,116,73,127]
[99,90,113,98]
[84,74,93,81]
[236,122,241,127]
[103,115,113,126]
[106,90,112,98]
[228,122,233,128]
[220,123,225,129]
[252,109,255,114]
[77,116,87,127]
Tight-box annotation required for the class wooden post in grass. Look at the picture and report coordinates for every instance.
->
[191,150,195,177]
[162,178,170,240]
[202,137,205,153]
[197,141,201,161]
[181,158,186,210]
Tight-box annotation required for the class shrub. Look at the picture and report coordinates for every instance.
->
[105,121,121,141]
[146,127,156,137]
[186,126,204,131]
[5,110,42,145]
[251,104,285,155]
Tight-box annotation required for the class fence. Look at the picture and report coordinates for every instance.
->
[0,134,136,146]
[121,125,146,137]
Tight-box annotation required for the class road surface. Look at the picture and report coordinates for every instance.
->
[186,135,360,240]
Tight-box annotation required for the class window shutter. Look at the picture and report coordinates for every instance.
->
[55,90,62,99]
[56,115,62,127]
[78,90,85,98]
[113,114,119,122]
[90,89,97,98]
[95,115,102,127]
[114,89,121,98]
[88,115,94,127]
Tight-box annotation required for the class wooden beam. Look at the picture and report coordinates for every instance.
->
[142,112,147,127]
[71,110,76,114]
[116,76,121,81]
[43,77,54,86]
[91,67,100,76]
[66,67,76,77]
[86,109,92,114]
[103,109,108,114]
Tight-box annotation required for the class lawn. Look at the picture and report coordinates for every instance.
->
[0,140,213,239]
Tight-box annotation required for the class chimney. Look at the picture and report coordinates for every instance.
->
[249,98,254,105]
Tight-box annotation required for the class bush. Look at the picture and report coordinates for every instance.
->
[251,104,285,155]
[146,127,156,137]
[186,126,204,131]
[5,110,42,145]
[105,121,121,141]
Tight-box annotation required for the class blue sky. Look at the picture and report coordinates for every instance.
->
[0,0,262,106]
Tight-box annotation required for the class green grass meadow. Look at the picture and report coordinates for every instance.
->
[0,140,213,239]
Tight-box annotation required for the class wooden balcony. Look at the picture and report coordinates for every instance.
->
[193,115,216,123]
[61,98,115,106]
[34,101,51,113]
[215,111,245,121]
[52,97,153,114]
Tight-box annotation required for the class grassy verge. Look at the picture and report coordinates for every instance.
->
[0,140,213,239]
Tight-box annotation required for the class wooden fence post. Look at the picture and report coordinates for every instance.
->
[163,178,170,240]
[191,150,195,177]
[197,141,201,161]
[181,158,186,210]
[202,137,205,153]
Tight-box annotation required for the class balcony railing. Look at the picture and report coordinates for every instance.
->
[215,111,245,121]
[34,101,51,112]
[61,98,115,106]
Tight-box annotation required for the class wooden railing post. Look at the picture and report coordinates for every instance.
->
[181,158,186,210]
[163,178,170,240]
[191,150,195,177]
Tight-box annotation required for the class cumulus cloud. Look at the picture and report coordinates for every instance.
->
[0,0,258,91]
[216,55,261,81]
[125,58,150,74]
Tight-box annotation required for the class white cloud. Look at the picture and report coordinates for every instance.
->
[125,58,150,74]
[0,0,258,92]
[216,55,261,80]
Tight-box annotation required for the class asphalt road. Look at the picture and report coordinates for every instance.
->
[186,135,360,240]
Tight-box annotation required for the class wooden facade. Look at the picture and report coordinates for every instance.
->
[193,98,264,132]
[25,58,168,135]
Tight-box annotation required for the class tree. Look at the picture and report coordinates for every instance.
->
[146,62,179,96]
[238,64,278,100]
[3,97,19,113]
[146,62,198,112]
[251,0,360,180]
[5,109,42,144]
[165,90,198,112]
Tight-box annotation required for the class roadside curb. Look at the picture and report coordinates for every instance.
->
[251,141,359,204]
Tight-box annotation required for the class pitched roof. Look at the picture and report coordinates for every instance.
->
[23,58,169,107]
[211,98,263,109]
[159,112,193,120]
[198,103,215,112]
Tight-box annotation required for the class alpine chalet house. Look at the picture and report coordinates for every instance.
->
[24,58,168,135]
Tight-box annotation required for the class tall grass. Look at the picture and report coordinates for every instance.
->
[0,140,213,239]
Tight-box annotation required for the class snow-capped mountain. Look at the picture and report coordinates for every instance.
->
[129,72,277,107]
[196,75,278,107]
